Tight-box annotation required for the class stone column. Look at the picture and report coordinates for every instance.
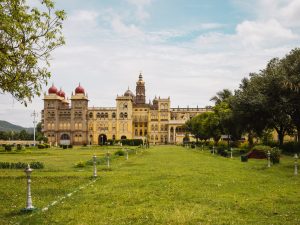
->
[173,126,176,144]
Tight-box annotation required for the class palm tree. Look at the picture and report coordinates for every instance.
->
[210,89,233,105]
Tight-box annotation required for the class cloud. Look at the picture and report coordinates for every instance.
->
[126,0,153,21]
[1,0,300,127]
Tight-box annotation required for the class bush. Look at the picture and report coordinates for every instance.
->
[239,141,249,150]
[120,139,143,146]
[241,155,248,162]
[0,161,44,169]
[114,150,125,156]
[280,142,300,154]
[16,144,22,151]
[270,147,281,164]
[252,145,272,152]
[63,145,67,149]
[37,144,45,149]
[4,145,12,152]
[75,161,85,168]
[68,145,73,148]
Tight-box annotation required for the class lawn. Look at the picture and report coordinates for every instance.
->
[0,145,299,225]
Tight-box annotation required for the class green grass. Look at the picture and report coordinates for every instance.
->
[0,145,300,225]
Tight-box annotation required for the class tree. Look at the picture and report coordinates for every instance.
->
[185,113,210,143]
[210,89,232,105]
[0,0,66,105]
[281,48,300,141]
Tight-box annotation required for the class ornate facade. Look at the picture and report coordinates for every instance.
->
[42,74,210,145]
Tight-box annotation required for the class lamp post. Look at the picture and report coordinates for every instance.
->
[107,150,110,168]
[126,149,129,160]
[212,146,215,155]
[267,151,271,168]
[230,147,233,159]
[93,155,97,178]
[31,110,38,147]
[23,164,35,211]
[294,154,298,176]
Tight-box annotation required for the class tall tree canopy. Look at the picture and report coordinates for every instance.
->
[0,0,66,105]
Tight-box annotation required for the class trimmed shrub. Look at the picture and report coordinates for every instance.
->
[241,155,248,162]
[270,147,281,164]
[37,144,45,149]
[68,145,73,148]
[16,144,22,151]
[0,161,44,169]
[63,145,67,149]
[5,145,12,152]
[75,161,85,168]
[114,150,125,156]
[120,139,143,146]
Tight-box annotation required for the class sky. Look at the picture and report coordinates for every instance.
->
[1,0,300,127]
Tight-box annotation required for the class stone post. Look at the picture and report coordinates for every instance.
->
[267,150,271,168]
[126,149,129,160]
[212,146,215,155]
[24,164,35,211]
[230,147,233,159]
[294,154,298,176]
[93,155,97,178]
[107,151,110,168]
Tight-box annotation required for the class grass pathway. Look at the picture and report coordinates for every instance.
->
[18,146,300,224]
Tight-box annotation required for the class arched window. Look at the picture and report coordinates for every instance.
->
[105,113,108,118]
[100,112,104,118]
[89,112,93,118]
[112,112,116,119]
[124,112,128,119]
[120,112,124,119]
[97,112,100,118]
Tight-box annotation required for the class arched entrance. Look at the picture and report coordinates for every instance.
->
[121,135,127,140]
[98,134,107,145]
[60,133,70,145]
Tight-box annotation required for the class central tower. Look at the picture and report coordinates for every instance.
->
[135,73,146,104]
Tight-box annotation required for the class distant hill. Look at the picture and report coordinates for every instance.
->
[0,120,34,133]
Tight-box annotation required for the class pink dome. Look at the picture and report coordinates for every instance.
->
[75,83,85,94]
[57,88,65,98]
[48,84,58,94]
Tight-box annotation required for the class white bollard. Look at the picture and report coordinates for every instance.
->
[212,146,215,155]
[93,155,97,178]
[24,164,35,211]
[230,147,233,159]
[126,149,129,160]
[107,151,110,168]
[294,154,298,176]
[201,145,204,151]
[267,151,271,168]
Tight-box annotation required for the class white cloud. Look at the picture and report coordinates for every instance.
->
[126,0,153,21]
[236,19,298,48]
[1,1,300,127]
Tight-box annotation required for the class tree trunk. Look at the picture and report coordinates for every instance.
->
[248,131,254,149]
[275,126,285,146]
[297,127,300,143]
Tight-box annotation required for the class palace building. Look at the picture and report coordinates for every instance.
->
[41,73,210,145]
